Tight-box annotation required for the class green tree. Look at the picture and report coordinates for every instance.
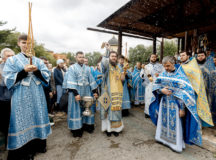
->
[0,21,15,45]
[2,32,20,53]
[128,44,152,66]
[0,21,17,51]
[157,39,177,58]
[85,51,102,66]
[66,52,76,63]
[129,40,177,66]
[34,43,56,65]
[0,28,56,65]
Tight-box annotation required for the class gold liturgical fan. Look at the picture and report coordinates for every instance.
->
[26,2,35,65]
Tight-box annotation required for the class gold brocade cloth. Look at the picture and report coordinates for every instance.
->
[111,121,122,128]
[109,64,123,111]
[182,58,213,126]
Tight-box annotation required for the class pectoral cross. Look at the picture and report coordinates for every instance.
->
[104,97,108,104]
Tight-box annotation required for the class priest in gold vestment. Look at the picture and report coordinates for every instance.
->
[99,49,125,137]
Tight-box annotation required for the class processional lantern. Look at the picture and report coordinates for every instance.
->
[26,2,35,65]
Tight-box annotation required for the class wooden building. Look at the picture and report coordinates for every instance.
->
[96,0,216,58]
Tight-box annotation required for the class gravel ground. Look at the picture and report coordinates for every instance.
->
[33,108,216,160]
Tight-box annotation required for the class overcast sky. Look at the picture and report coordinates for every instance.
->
[0,0,153,55]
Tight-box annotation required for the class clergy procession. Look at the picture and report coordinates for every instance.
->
[1,0,216,160]
[1,35,216,159]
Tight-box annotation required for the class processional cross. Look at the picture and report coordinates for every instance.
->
[26,2,35,65]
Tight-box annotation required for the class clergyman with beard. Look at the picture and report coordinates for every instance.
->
[180,50,213,127]
[196,51,212,104]
[140,53,163,118]
[98,47,126,137]
[65,51,98,137]
[197,48,216,123]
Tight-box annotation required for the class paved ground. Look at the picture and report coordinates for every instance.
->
[32,108,216,160]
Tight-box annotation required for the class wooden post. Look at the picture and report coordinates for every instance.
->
[181,38,185,51]
[153,37,157,53]
[125,42,128,58]
[177,38,180,54]
[118,31,122,56]
[184,31,188,51]
[192,29,198,53]
[160,38,164,62]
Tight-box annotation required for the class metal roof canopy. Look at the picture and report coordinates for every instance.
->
[98,0,216,39]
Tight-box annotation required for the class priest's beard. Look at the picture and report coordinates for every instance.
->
[110,61,117,66]
[197,59,206,64]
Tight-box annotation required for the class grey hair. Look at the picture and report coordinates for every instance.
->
[0,48,15,58]
[162,56,175,64]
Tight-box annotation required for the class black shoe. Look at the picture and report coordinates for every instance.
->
[72,129,83,138]
[37,148,47,153]
[55,104,59,111]
[112,132,119,137]
[105,131,111,137]
[72,130,78,137]
[83,124,94,134]
[7,154,24,160]
[33,139,47,154]
[145,114,150,118]
[77,129,83,137]
[17,154,31,160]
[122,109,129,117]
[27,154,35,160]
[82,124,87,131]
[7,147,32,160]
[134,104,139,107]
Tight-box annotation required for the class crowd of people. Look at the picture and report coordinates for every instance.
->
[0,34,216,159]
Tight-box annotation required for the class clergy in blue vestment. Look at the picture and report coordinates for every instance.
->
[196,51,215,111]
[65,51,98,138]
[94,65,103,86]
[84,58,101,84]
[118,55,131,117]
[128,67,134,103]
[84,58,103,86]
[132,62,145,106]
[197,50,216,123]
[93,64,103,98]
[84,58,101,112]
[206,49,216,71]
[149,56,202,153]
[3,34,51,160]
[205,50,216,123]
